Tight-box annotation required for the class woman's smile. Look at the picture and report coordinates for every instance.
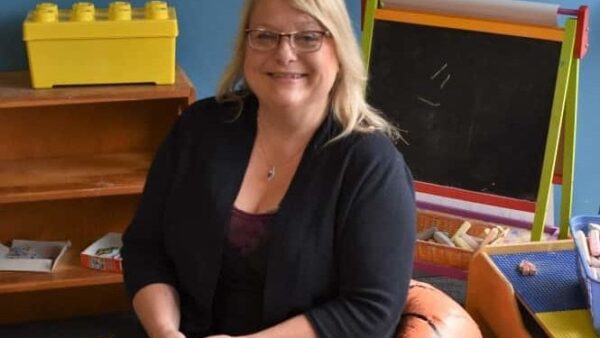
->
[267,72,307,80]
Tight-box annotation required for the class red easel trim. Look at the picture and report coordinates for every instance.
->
[415,181,536,212]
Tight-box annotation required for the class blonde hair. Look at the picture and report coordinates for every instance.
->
[216,0,399,141]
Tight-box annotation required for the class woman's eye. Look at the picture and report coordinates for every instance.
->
[296,32,320,43]
[256,32,278,42]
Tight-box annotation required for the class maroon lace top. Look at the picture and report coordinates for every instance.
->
[211,206,275,335]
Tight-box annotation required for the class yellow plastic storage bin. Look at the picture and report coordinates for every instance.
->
[23,1,178,88]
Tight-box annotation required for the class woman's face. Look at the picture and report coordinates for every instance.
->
[243,0,339,113]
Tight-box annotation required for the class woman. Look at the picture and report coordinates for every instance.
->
[121,0,416,337]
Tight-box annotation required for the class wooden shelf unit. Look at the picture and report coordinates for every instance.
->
[0,152,152,203]
[0,249,123,294]
[0,68,196,324]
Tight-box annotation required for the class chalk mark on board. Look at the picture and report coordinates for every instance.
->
[430,63,448,80]
[440,74,451,89]
[398,128,410,145]
[416,96,441,107]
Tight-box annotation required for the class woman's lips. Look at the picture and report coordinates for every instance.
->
[268,72,307,79]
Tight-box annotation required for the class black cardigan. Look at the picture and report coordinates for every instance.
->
[121,96,416,338]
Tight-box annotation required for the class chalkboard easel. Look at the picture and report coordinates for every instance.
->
[362,0,589,241]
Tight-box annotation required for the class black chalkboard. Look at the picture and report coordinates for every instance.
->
[367,20,562,201]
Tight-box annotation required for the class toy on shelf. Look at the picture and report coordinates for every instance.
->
[23,1,178,88]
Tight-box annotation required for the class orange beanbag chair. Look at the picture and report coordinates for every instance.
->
[396,280,482,338]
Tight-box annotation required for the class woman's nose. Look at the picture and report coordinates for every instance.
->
[275,36,298,63]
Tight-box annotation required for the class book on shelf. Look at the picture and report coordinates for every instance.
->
[0,239,71,272]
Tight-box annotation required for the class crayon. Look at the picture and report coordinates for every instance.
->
[575,230,591,265]
[451,221,471,243]
[489,225,510,245]
[480,228,499,247]
[416,226,437,241]
[589,229,600,256]
[452,235,473,251]
[460,233,480,250]
[589,223,600,231]
[589,256,600,268]
[594,267,600,280]
[433,231,456,247]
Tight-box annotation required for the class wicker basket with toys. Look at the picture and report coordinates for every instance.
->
[416,209,510,270]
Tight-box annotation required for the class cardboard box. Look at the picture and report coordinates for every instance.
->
[23,2,178,88]
[80,232,122,273]
[0,239,71,272]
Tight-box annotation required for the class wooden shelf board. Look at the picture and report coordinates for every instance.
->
[0,152,152,204]
[0,248,123,294]
[0,66,195,109]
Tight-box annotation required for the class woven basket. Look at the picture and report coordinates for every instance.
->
[416,209,497,270]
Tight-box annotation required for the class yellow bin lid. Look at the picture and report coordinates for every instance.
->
[23,5,178,41]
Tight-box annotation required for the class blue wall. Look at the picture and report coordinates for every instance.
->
[1,1,597,217]
[541,0,599,217]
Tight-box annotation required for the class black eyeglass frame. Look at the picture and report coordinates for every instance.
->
[245,28,332,53]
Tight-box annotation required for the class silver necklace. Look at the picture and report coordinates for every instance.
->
[256,133,278,182]
[256,118,306,182]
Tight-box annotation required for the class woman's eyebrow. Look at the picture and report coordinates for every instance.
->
[250,19,322,30]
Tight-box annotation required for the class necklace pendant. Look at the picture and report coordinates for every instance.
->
[267,166,275,181]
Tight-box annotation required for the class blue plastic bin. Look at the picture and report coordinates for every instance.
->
[570,214,600,335]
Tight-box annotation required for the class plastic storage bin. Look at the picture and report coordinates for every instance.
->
[570,214,600,335]
[23,1,178,88]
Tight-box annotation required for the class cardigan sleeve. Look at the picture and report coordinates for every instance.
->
[120,118,181,299]
[306,134,417,337]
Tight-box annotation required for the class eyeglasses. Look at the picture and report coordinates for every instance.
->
[245,28,331,53]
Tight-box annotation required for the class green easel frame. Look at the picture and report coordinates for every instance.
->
[361,0,581,241]
[532,20,579,240]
